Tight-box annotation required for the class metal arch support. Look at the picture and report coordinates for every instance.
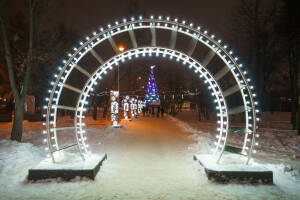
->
[61,83,82,94]
[201,48,216,67]
[187,34,199,56]
[169,25,178,49]
[128,24,138,48]
[107,34,119,54]
[74,64,92,78]
[52,126,76,131]
[214,65,232,81]
[228,105,250,115]
[90,49,104,65]
[150,23,156,46]
[223,84,245,97]
[52,105,77,111]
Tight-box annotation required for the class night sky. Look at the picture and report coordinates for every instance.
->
[41,0,239,38]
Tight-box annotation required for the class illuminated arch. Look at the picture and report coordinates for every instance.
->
[44,16,259,165]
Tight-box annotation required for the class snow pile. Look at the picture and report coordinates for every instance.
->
[0,140,45,199]
[0,139,45,175]
[267,163,300,198]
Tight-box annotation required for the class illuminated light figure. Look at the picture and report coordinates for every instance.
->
[130,98,135,118]
[145,65,160,107]
[133,99,138,117]
[110,92,119,127]
[123,96,130,120]
[138,100,142,113]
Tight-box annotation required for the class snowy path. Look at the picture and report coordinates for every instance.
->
[0,116,299,200]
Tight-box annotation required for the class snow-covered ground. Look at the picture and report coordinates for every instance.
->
[174,110,300,161]
[0,114,300,200]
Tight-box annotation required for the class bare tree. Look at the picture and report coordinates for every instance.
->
[230,0,281,107]
[276,0,300,132]
[0,0,35,141]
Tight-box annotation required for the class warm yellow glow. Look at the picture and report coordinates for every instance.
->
[118,45,125,52]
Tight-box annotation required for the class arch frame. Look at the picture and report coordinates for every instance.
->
[44,16,259,165]
[75,46,229,161]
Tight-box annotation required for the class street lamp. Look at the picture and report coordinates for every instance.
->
[118,45,125,52]
[117,45,125,92]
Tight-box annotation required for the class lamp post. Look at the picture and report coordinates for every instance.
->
[117,45,125,92]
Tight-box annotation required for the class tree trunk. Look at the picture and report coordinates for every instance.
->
[197,105,201,121]
[93,103,97,120]
[11,98,25,141]
[289,48,298,129]
[298,93,300,134]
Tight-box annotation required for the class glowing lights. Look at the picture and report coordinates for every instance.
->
[118,45,125,52]
[44,16,258,165]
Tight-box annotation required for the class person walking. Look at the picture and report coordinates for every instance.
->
[161,107,164,117]
[151,107,155,117]
[142,106,146,117]
[146,106,149,117]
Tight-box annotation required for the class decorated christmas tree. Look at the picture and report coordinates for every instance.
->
[145,65,160,107]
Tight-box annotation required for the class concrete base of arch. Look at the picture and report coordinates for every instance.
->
[28,153,107,182]
[193,154,273,184]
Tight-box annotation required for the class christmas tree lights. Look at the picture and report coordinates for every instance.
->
[145,65,160,107]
